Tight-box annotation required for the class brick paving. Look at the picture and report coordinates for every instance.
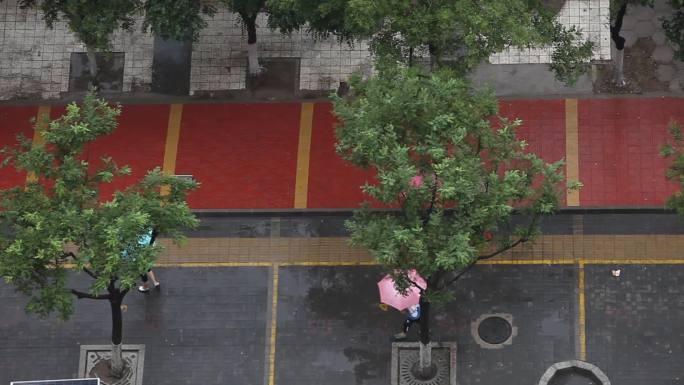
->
[3,97,684,209]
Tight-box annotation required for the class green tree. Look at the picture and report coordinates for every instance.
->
[142,0,217,42]
[662,0,684,61]
[267,0,595,84]
[220,0,267,75]
[0,93,198,378]
[334,64,575,377]
[610,0,684,85]
[661,122,684,216]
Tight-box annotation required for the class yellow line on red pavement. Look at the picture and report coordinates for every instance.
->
[26,106,50,184]
[268,264,280,385]
[294,103,314,209]
[161,104,183,196]
[565,99,580,206]
[577,259,587,361]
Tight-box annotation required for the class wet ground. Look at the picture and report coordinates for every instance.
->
[3,262,684,384]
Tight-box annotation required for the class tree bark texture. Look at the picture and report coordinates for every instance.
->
[109,292,125,378]
[610,2,628,85]
[245,15,260,75]
[418,296,432,377]
[85,46,99,86]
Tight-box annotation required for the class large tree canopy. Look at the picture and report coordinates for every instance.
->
[335,64,571,300]
[334,63,576,374]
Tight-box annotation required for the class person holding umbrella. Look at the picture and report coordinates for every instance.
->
[394,303,421,340]
[377,269,426,340]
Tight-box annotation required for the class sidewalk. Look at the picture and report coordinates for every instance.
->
[3,262,683,385]
[2,97,684,209]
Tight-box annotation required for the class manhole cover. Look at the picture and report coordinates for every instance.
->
[477,316,512,344]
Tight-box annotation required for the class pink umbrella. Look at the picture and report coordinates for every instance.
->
[377,269,426,311]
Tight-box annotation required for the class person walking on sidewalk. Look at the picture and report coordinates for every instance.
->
[394,304,421,340]
[137,227,161,293]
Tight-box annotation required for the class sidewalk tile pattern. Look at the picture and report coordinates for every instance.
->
[155,234,684,266]
[578,98,684,206]
[2,98,684,209]
[585,264,684,385]
[175,103,301,209]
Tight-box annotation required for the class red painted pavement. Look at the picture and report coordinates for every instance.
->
[308,102,375,208]
[500,100,567,205]
[578,98,683,206]
[176,103,300,209]
[83,104,168,201]
[1,98,683,209]
[0,106,37,189]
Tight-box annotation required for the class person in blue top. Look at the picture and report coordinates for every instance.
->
[127,227,161,293]
[394,304,421,340]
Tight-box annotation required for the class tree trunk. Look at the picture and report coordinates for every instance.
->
[615,48,626,86]
[417,296,432,378]
[85,46,99,88]
[245,15,260,76]
[109,292,125,378]
[610,3,628,86]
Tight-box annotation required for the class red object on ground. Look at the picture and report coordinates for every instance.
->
[176,103,301,209]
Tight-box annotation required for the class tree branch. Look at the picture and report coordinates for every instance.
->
[443,212,541,288]
[422,171,439,227]
[64,251,99,279]
[71,289,110,300]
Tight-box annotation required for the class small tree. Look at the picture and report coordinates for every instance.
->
[334,64,575,378]
[0,93,198,378]
[220,0,268,75]
[15,0,139,85]
[267,0,594,84]
[142,0,217,42]
[661,121,684,215]
[610,0,684,86]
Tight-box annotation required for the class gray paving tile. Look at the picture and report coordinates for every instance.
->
[586,264,684,385]
[0,267,269,385]
[275,265,577,385]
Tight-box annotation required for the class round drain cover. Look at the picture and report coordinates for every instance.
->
[477,316,512,345]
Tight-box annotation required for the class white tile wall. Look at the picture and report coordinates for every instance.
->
[0,0,153,99]
[189,12,372,93]
[489,0,611,64]
[0,0,610,99]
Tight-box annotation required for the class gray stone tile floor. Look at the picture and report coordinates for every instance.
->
[2,263,684,384]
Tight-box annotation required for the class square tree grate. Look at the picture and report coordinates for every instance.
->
[391,342,457,385]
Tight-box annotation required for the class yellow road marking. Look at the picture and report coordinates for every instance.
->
[161,104,183,196]
[294,103,314,209]
[565,99,580,206]
[26,106,50,184]
[268,264,279,385]
[70,258,684,269]
[578,259,587,360]
[478,259,576,265]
